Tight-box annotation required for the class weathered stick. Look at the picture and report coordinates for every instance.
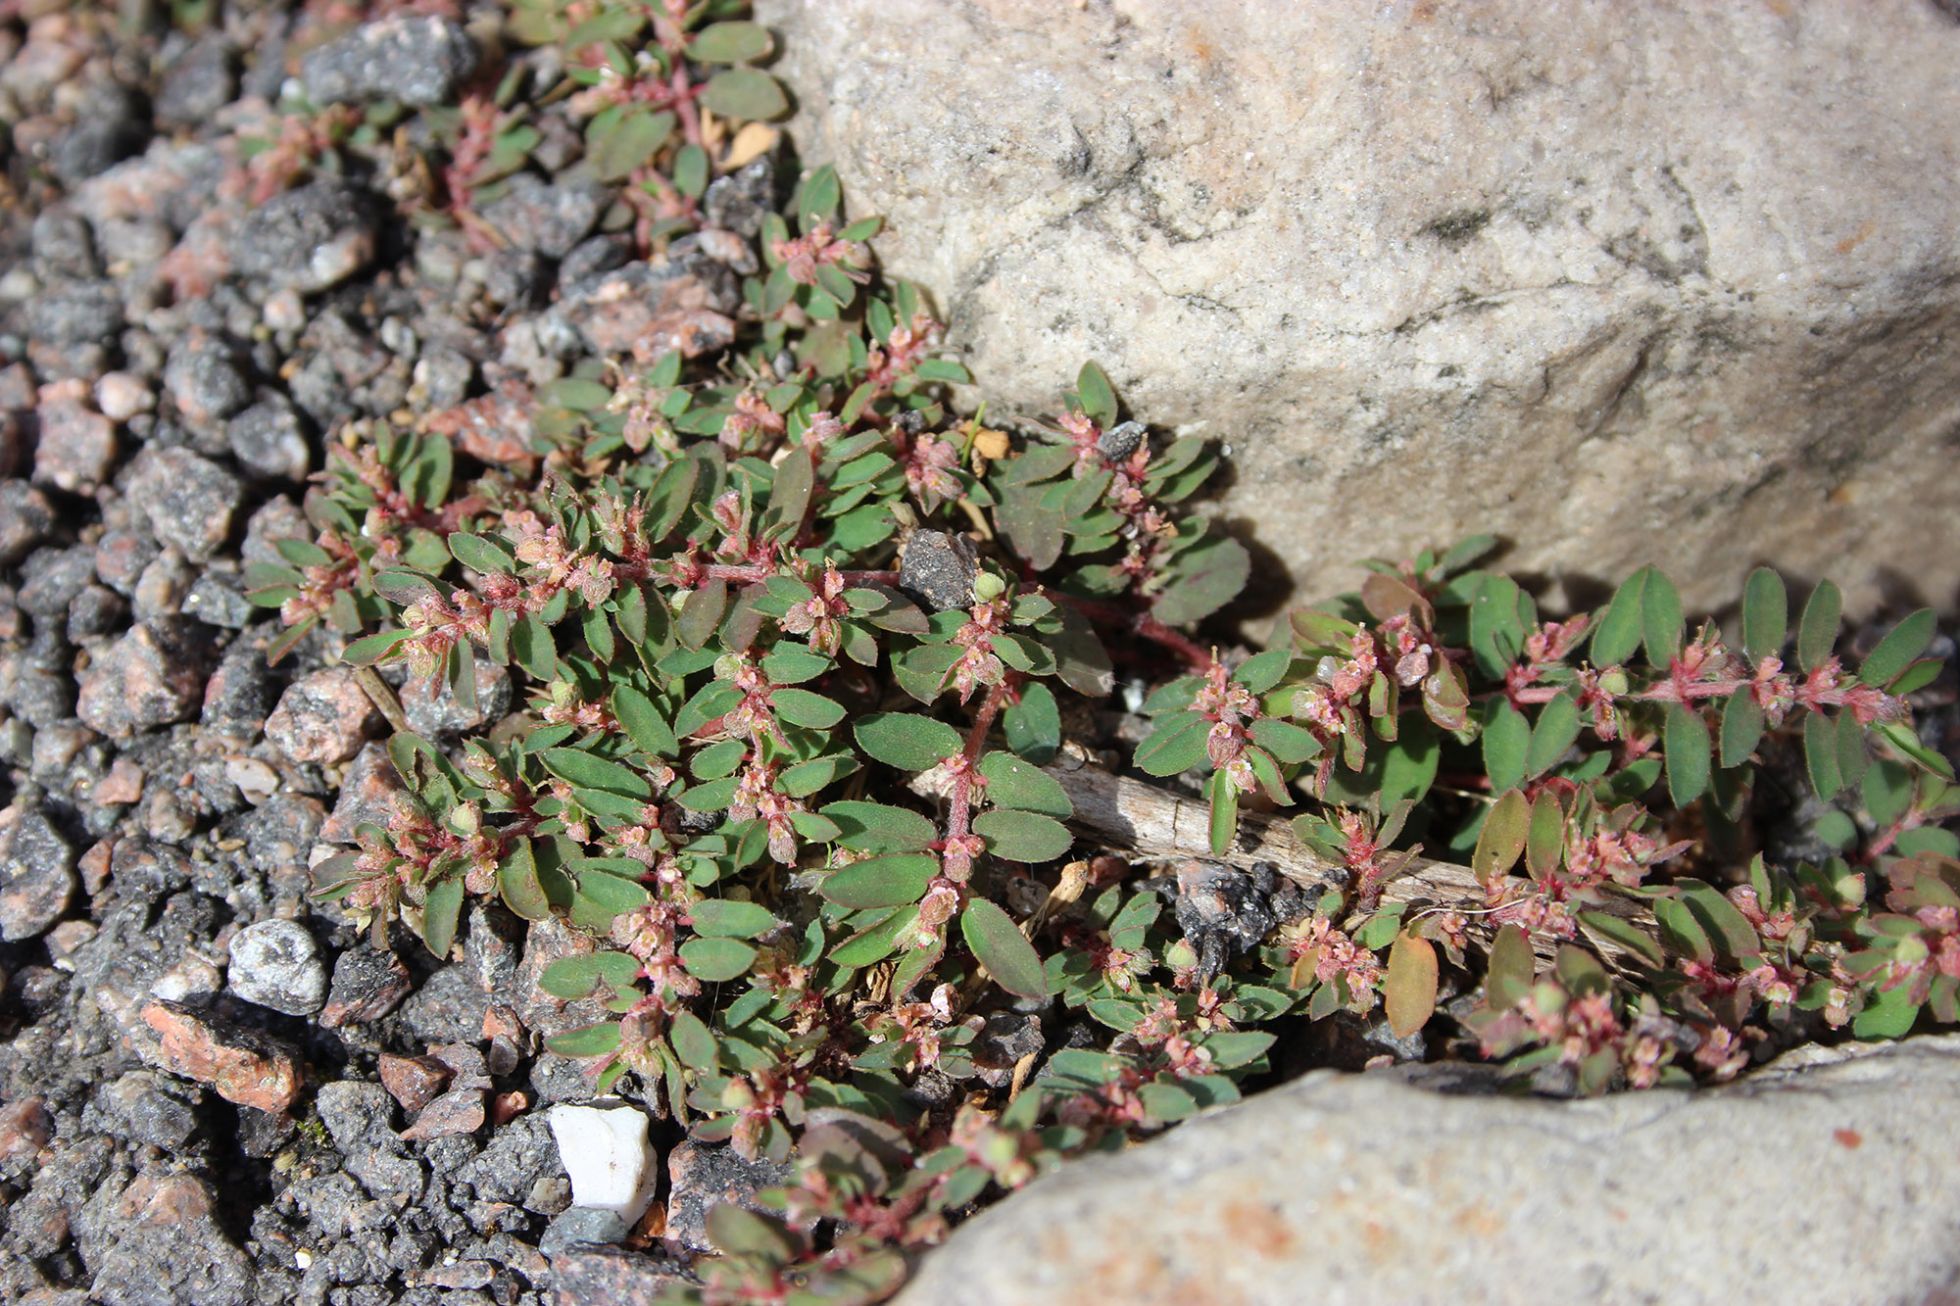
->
[917,745,1655,967]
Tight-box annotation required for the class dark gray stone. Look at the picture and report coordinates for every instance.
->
[300,17,479,107]
[92,1070,203,1150]
[76,617,219,738]
[0,804,76,942]
[0,482,54,564]
[200,636,279,735]
[703,157,776,238]
[66,583,128,640]
[88,1172,257,1306]
[163,331,252,431]
[455,1115,564,1207]
[230,182,376,293]
[316,1082,425,1201]
[479,173,605,259]
[899,529,978,611]
[539,1206,628,1257]
[17,545,97,617]
[127,446,243,561]
[182,571,254,629]
[482,247,548,310]
[24,279,123,348]
[50,109,149,189]
[663,1140,794,1253]
[157,37,237,128]
[1096,420,1146,460]
[546,1242,692,1299]
[557,234,634,287]
[225,392,310,481]
[30,207,99,279]
[320,945,413,1028]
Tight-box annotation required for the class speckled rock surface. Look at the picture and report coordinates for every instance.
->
[760,0,1960,614]
[897,1035,1960,1305]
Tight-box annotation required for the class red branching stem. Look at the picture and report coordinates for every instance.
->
[945,677,1015,840]
[1136,614,1212,671]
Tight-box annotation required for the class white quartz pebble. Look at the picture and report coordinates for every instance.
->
[546,1103,659,1224]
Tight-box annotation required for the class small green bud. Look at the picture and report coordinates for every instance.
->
[1598,669,1630,697]
[973,570,1006,603]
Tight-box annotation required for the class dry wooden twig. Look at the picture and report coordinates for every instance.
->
[919,744,1656,967]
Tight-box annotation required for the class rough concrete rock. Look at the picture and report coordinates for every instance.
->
[760,0,1960,613]
[897,1036,1960,1306]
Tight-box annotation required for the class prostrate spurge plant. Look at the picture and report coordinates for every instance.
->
[239,4,1959,1301]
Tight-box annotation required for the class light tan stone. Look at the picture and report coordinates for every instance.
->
[760,0,1960,615]
[899,1036,1960,1305]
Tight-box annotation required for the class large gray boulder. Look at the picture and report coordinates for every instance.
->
[759,0,1960,613]
[898,1035,1960,1305]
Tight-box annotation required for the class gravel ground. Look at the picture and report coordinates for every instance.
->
[0,7,781,1302]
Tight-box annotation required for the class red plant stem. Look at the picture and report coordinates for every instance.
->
[944,677,1017,846]
[669,64,703,148]
[1056,593,1211,672]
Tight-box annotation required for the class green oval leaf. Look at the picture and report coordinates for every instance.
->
[972,809,1072,863]
[1205,767,1240,857]
[1134,712,1209,778]
[820,801,937,853]
[1075,361,1118,427]
[1003,680,1064,761]
[1384,932,1438,1038]
[1664,703,1711,806]
[589,106,674,182]
[668,1009,719,1071]
[854,712,962,772]
[700,67,789,121]
[545,1021,623,1058]
[1740,567,1787,663]
[820,854,938,908]
[976,752,1072,817]
[1589,569,1649,667]
[1640,567,1684,668]
[540,747,653,799]
[678,936,758,982]
[1859,609,1935,688]
[1151,536,1249,627]
[1485,924,1535,1008]
[611,685,678,758]
[770,687,845,729]
[540,951,642,1000]
[1719,689,1765,769]
[1797,580,1841,674]
[1473,789,1530,884]
[689,898,778,939]
[959,898,1046,999]
[830,907,916,968]
[1804,710,1843,799]
[422,875,464,958]
[498,838,551,921]
[1482,700,1529,793]
[688,19,772,62]
[448,531,515,576]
